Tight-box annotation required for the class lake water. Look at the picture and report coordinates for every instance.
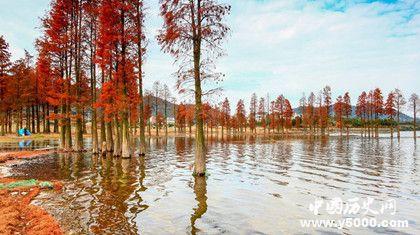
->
[3,133,420,234]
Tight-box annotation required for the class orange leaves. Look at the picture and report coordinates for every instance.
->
[373,88,384,116]
[235,99,246,129]
[97,63,139,122]
[356,91,367,118]
[385,92,396,118]
[334,95,344,128]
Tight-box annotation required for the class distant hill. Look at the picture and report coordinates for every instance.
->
[143,94,176,118]
[293,105,417,123]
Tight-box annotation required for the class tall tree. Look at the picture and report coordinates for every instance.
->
[84,0,100,153]
[334,95,344,135]
[322,86,332,133]
[0,36,11,136]
[96,0,140,157]
[409,93,418,139]
[283,99,293,132]
[258,97,266,133]
[236,99,246,133]
[343,92,351,136]
[385,92,396,137]
[153,81,161,136]
[249,93,257,133]
[306,92,315,133]
[157,0,231,175]
[372,88,384,137]
[162,84,171,136]
[394,89,406,138]
[221,98,230,136]
[356,91,368,137]
[129,0,147,155]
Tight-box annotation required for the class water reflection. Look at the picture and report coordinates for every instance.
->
[0,139,58,151]
[190,176,207,235]
[5,133,420,234]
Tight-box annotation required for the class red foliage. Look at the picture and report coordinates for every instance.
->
[334,96,343,128]
[385,92,396,119]
[236,99,246,131]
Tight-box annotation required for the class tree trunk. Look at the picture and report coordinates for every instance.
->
[138,73,146,155]
[74,108,84,151]
[36,104,40,133]
[53,107,58,133]
[397,109,400,139]
[74,3,84,152]
[64,109,72,151]
[59,105,66,150]
[113,118,121,157]
[92,109,99,154]
[42,104,46,133]
[193,41,205,175]
[0,113,4,136]
[135,1,146,155]
[31,105,35,133]
[414,103,417,139]
[165,102,168,137]
[121,115,131,158]
[106,121,113,152]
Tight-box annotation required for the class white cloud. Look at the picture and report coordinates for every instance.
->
[215,0,420,112]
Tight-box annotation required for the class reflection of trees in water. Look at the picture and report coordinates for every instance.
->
[272,140,293,173]
[334,137,352,167]
[190,176,208,235]
[58,153,71,179]
[187,137,194,151]
[175,137,186,156]
[56,153,141,234]
[359,139,385,175]
[72,152,85,178]
[301,137,316,163]
[129,156,149,229]
[95,156,139,233]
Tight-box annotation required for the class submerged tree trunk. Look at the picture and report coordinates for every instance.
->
[92,109,98,154]
[90,30,98,154]
[74,3,84,152]
[59,106,66,150]
[121,115,131,158]
[397,110,400,139]
[45,104,51,133]
[138,63,146,155]
[414,102,417,139]
[74,109,84,151]
[193,31,206,176]
[53,107,58,133]
[113,118,121,157]
[64,113,72,151]
[106,121,113,152]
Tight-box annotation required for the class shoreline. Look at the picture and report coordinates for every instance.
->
[0,127,416,143]
[0,150,63,235]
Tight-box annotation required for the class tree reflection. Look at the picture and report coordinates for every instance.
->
[190,176,208,235]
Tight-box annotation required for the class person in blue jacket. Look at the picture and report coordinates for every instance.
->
[18,128,31,136]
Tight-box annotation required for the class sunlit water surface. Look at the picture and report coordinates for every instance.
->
[2,133,419,234]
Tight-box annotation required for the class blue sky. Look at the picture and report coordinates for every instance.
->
[0,0,419,111]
